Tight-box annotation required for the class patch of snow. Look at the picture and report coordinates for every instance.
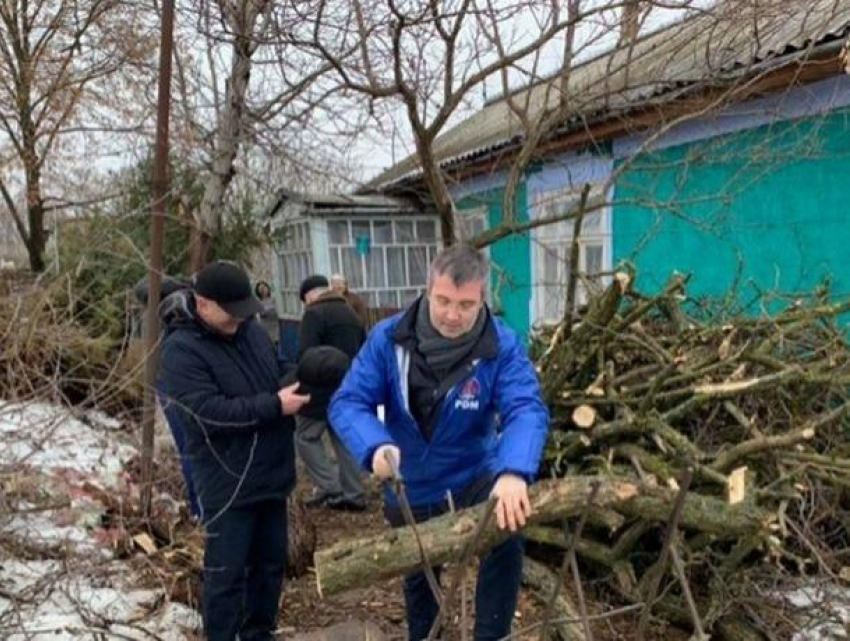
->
[0,401,200,639]
[785,581,850,640]
[0,559,201,640]
[2,510,110,559]
[0,401,136,487]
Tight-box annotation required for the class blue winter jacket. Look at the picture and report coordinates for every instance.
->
[328,302,550,507]
[157,291,296,519]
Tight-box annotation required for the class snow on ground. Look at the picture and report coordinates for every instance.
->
[0,401,136,485]
[0,400,201,639]
[0,559,200,640]
[786,581,850,640]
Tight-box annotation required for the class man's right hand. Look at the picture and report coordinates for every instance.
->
[278,382,310,415]
[372,444,400,480]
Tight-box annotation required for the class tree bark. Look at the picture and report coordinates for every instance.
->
[314,477,770,597]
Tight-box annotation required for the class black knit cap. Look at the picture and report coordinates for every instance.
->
[297,346,351,388]
[193,260,263,319]
[299,274,329,302]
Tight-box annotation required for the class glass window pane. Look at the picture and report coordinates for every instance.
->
[427,244,439,265]
[366,249,386,288]
[457,213,485,240]
[378,290,398,308]
[342,248,363,288]
[395,221,414,242]
[362,291,377,308]
[401,289,420,306]
[582,211,603,233]
[303,223,311,248]
[543,245,559,285]
[545,288,562,320]
[284,293,296,315]
[352,220,371,242]
[328,220,349,245]
[373,221,392,244]
[584,243,603,276]
[416,220,436,241]
[408,247,428,286]
[387,247,406,287]
[330,248,340,275]
[284,255,295,284]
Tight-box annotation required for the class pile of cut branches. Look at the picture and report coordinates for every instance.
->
[531,272,850,638]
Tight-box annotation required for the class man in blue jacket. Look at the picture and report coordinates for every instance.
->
[329,244,549,640]
[158,260,309,641]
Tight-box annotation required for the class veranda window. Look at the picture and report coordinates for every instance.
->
[326,217,441,309]
[533,186,611,325]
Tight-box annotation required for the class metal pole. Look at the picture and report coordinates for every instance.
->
[140,0,176,518]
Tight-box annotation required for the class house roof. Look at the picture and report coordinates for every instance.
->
[263,188,423,219]
[368,0,850,190]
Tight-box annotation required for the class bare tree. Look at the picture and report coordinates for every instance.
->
[0,0,154,272]
[170,0,338,272]
[298,0,598,245]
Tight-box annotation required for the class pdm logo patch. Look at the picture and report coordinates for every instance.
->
[455,378,481,410]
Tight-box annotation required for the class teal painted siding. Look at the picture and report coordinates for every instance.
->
[458,184,531,335]
[613,110,850,310]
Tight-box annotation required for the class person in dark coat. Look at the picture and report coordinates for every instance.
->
[158,260,310,641]
[330,272,369,326]
[296,275,367,510]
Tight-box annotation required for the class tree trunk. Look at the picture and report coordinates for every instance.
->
[191,1,267,273]
[287,497,317,578]
[313,477,770,597]
[25,169,46,272]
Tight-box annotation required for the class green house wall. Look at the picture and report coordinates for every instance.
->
[613,109,850,310]
[457,183,531,336]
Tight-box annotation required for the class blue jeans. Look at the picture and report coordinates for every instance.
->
[385,476,524,641]
[156,390,200,517]
[202,500,288,641]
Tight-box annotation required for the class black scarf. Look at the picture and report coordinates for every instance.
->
[415,297,486,377]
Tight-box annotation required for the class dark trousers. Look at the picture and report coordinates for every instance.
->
[202,500,288,641]
[385,476,524,641]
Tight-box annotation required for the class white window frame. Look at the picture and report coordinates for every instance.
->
[325,216,442,310]
[275,218,314,318]
[532,184,612,327]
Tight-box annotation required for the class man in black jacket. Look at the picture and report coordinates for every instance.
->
[296,275,367,510]
[158,261,309,641]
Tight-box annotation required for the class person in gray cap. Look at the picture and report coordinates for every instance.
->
[158,260,310,641]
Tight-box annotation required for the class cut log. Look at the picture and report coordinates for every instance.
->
[726,467,748,505]
[572,404,597,429]
[314,477,770,596]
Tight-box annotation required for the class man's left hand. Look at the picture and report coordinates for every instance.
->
[491,473,531,532]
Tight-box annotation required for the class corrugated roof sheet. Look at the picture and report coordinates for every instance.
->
[264,188,422,219]
[370,0,850,189]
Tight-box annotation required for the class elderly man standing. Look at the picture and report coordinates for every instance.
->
[330,272,369,326]
[330,244,549,640]
[158,260,309,641]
